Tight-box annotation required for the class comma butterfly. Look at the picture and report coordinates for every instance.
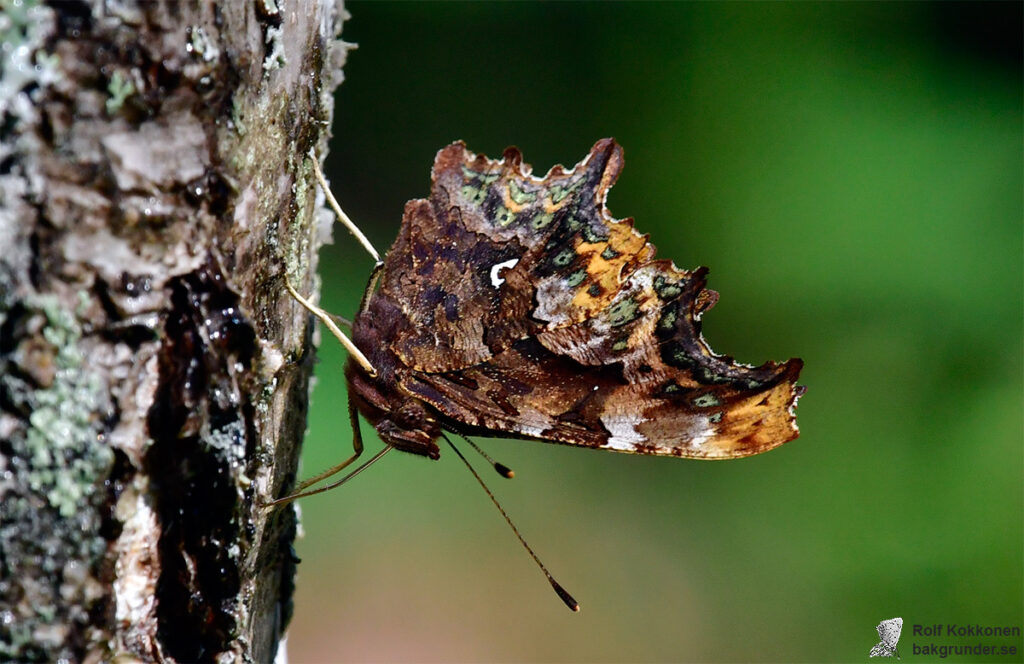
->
[276,139,805,610]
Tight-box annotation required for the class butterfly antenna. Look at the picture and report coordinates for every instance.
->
[309,149,381,264]
[441,432,579,612]
[457,433,515,478]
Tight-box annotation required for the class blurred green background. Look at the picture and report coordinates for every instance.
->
[287,3,1022,662]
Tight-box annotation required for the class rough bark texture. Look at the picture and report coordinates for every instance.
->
[0,1,349,661]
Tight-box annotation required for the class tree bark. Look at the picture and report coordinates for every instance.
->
[0,1,349,661]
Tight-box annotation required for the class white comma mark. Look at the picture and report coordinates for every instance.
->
[489,258,520,288]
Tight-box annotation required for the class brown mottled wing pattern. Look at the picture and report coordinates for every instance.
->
[375,139,803,458]
[378,139,650,372]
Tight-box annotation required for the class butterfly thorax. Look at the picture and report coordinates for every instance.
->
[346,296,442,459]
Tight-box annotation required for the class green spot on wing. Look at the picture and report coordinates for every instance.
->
[532,212,554,229]
[654,276,683,300]
[509,181,536,205]
[461,184,486,205]
[549,178,584,203]
[601,246,620,260]
[566,269,587,287]
[607,298,639,327]
[495,205,515,226]
[553,249,575,267]
[582,225,609,244]
[693,393,722,408]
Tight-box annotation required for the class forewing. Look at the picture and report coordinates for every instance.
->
[377,139,654,372]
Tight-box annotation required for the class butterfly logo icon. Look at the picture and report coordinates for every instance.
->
[869,617,903,659]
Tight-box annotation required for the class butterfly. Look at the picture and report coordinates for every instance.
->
[276,139,805,610]
[870,617,903,658]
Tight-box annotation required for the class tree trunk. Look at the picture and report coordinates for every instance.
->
[0,1,349,661]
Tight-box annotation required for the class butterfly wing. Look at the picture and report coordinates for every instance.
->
[378,139,654,373]
[401,337,801,458]
[373,140,803,457]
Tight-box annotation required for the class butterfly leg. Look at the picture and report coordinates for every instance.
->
[328,312,354,330]
[284,279,377,377]
[293,396,366,493]
[358,261,384,314]
[309,149,382,264]
[265,396,387,506]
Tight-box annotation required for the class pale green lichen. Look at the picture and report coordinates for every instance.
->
[187,25,220,63]
[1,295,111,661]
[263,25,286,71]
[231,96,247,136]
[22,295,112,518]
[105,70,135,115]
[0,0,60,119]
[204,420,247,466]
[283,154,316,282]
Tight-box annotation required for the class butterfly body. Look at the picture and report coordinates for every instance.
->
[345,302,442,459]
[344,139,803,460]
